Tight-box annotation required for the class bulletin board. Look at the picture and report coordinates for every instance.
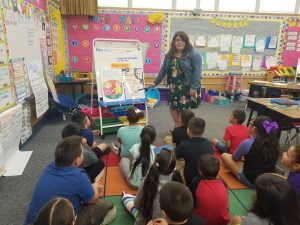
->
[66,10,163,73]
[168,14,282,74]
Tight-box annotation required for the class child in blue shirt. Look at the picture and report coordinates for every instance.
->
[72,111,98,147]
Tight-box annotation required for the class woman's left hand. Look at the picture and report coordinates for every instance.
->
[190,89,197,98]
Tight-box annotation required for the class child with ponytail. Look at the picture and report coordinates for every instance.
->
[134,149,183,225]
[115,106,144,178]
[128,125,157,189]
[221,115,279,187]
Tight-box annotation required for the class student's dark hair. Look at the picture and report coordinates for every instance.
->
[292,146,300,164]
[71,111,87,127]
[188,117,205,136]
[33,197,75,225]
[168,31,193,57]
[126,106,144,124]
[252,116,279,169]
[180,109,195,126]
[61,123,81,138]
[130,125,156,179]
[251,173,300,225]
[198,154,219,179]
[55,136,82,167]
[139,150,183,222]
[232,109,246,124]
[159,181,194,223]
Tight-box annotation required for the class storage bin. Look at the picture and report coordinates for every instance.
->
[93,118,122,134]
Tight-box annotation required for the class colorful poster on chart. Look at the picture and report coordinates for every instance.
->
[100,70,126,103]
[265,36,278,49]
[218,54,229,70]
[195,35,206,47]
[122,68,145,100]
[67,12,162,73]
[27,61,49,118]
[220,34,232,52]
[252,54,263,71]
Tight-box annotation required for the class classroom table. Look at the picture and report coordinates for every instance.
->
[246,97,300,128]
[54,80,90,99]
[249,81,300,98]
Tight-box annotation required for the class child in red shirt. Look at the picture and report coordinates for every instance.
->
[212,109,250,154]
[190,154,229,225]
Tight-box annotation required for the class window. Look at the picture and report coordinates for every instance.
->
[200,0,215,11]
[97,0,128,8]
[177,0,197,10]
[219,0,256,12]
[260,0,296,13]
[132,0,172,9]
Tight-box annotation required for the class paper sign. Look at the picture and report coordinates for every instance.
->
[244,34,256,48]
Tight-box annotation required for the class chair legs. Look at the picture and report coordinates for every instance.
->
[285,128,300,145]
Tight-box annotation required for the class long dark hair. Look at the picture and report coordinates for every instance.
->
[139,150,183,222]
[33,197,74,225]
[252,116,279,168]
[251,173,300,225]
[167,31,193,57]
[130,125,156,178]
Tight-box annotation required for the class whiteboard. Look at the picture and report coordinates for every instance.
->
[4,6,46,67]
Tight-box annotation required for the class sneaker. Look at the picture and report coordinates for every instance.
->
[111,143,119,155]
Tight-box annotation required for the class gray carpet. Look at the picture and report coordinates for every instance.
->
[0,101,292,225]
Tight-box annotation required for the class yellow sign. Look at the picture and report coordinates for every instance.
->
[111,63,130,69]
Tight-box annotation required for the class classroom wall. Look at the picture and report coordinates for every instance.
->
[61,9,299,93]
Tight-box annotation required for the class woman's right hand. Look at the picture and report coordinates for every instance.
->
[148,83,157,88]
[230,215,243,225]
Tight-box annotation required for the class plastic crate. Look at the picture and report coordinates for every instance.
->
[93,118,122,134]
[214,97,230,106]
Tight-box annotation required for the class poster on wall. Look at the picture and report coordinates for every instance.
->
[11,60,30,103]
[0,65,11,88]
[283,22,300,66]
[27,61,49,118]
[67,11,162,73]
[0,105,32,176]
[0,87,15,112]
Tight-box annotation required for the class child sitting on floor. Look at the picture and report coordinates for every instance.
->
[221,115,280,188]
[128,150,182,225]
[175,117,214,187]
[281,145,300,198]
[128,125,157,189]
[190,154,229,225]
[212,109,250,154]
[72,111,98,147]
[62,123,109,182]
[33,197,75,225]
[147,181,205,225]
[231,173,300,225]
[172,109,195,150]
[114,106,144,178]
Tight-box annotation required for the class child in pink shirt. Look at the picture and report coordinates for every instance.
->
[212,109,250,154]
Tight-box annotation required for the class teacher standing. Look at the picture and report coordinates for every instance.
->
[150,31,202,128]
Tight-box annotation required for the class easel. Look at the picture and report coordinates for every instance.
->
[91,38,148,139]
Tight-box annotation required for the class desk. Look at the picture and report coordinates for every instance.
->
[246,97,300,127]
[249,81,300,98]
[54,80,90,99]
